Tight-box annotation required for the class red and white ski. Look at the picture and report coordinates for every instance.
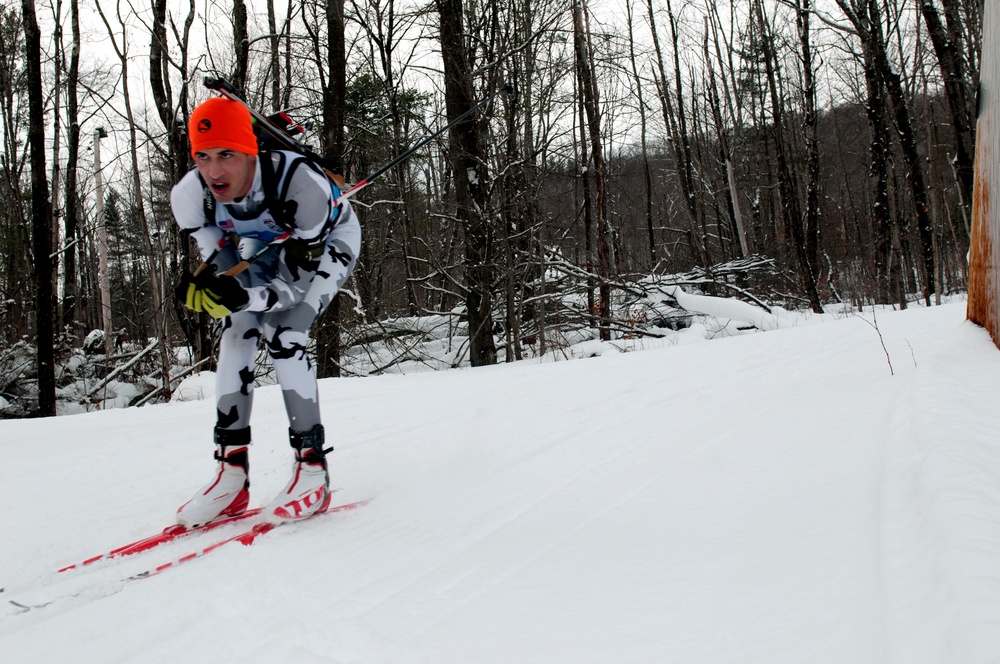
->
[129,499,369,580]
[1,509,261,597]
[5,498,370,613]
[56,508,263,573]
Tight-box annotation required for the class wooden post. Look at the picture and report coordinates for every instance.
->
[94,126,112,358]
[967,0,1000,345]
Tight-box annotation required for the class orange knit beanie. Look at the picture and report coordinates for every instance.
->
[188,97,258,158]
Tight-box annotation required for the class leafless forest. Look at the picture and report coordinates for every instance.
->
[1,0,982,415]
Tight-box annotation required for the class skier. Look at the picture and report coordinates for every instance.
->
[171,96,360,527]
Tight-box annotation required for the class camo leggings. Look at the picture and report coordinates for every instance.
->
[214,216,360,433]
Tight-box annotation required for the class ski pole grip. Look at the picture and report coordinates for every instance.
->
[204,77,238,96]
[222,261,251,278]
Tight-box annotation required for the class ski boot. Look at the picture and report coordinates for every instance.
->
[265,424,332,523]
[176,426,251,528]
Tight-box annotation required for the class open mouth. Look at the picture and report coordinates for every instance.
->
[210,182,230,196]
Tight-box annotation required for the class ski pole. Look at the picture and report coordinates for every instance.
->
[204,78,346,187]
[204,76,514,199]
[201,78,515,276]
[339,80,515,203]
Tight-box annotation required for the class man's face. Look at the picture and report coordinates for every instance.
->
[194,148,256,203]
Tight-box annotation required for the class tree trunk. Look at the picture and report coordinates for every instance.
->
[49,0,62,325]
[647,0,706,268]
[576,73,596,329]
[232,0,249,95]
[151,0,209,365]
[22,0,56,416]
[920,0,975,229]
[871,5,935,305]
[626,0,658,267]
[573,0,611,340]
[315,0,348,379]
[797,0,822,292]
[702,18,748,258]
[96,2,173,400]
[755,0,822,312]
[861,28,898,305]
[836,0,936,305]
[436,0,496,366]
[519,0,544,354]
[267,0,281,113]
[93,129,113,354]
[62,0,81,333]
[368,0,420,315]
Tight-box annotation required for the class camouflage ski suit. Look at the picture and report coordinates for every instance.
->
[171,151,360,432]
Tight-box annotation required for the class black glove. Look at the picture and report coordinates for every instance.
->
[198,273,250,319]
[176,271,204,313]
[176,268,249,319]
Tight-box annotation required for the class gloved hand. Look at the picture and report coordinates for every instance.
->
[176,268,249,319]
[199,273,250,318]
[176,271,205,312]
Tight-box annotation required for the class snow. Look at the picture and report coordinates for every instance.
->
[2,300,1000,663]
[171,371,217,402]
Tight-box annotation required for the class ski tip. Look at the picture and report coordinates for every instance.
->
[9,599,37,614]
[331,498,371,512]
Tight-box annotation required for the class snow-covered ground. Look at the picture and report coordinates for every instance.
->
[2,300,999,663]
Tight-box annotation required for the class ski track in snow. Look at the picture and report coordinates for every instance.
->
[877,321,1000,664]
[1,302,999,662]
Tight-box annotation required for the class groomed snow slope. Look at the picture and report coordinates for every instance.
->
[2,302,999,663]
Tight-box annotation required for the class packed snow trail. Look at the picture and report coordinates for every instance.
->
[1,302,998,663]
[877,320,1000,663]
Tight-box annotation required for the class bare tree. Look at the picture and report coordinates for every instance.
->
[835,0,936,305]
[349,0,424,315]
[754,0,822,312]
[0,9,32,346]
[22,0,55,415]
[573,0,612,339]
[266,0,282,112]
[96,0,173,399]
[702,8,749,258]
[61,0,81,330]
[315,0,348,379]
[150,0,194,187]
[647,0,706,268]
[795,0,822,296]
[436,0,496,366]
[232,0,249,95]
[626,0,658,267]
[920,0,975,225]
[150,0,209,363]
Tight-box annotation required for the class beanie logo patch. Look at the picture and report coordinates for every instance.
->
[197,119,212,133]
